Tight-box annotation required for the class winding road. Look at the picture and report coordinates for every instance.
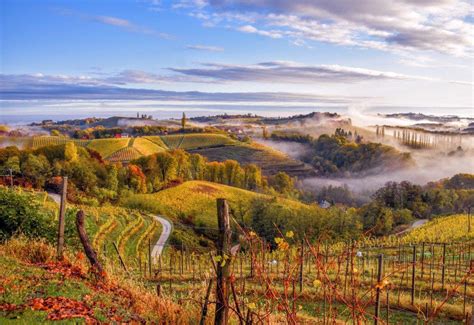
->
[151,215,172,258]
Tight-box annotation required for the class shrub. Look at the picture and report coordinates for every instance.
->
[0,187,55,240]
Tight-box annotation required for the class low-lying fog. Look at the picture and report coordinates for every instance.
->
[258,138,474,201]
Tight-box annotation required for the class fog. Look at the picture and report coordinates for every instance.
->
[257,139,311,159]
[302,150,474,195]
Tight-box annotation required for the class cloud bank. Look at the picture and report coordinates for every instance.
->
[178,0,473,57]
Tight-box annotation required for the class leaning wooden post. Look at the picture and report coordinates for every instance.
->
[76,210,105,278]
[374,254,383,325]
[215,198,232,325]
[56,176,68,259]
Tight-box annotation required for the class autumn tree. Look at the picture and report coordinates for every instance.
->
[181,112,187,132]
[64,142,78,162]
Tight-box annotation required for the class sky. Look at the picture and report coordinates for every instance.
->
[1,0,473,122]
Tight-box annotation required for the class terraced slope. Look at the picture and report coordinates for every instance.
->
[134,137,167,155]
[0,134,313,176]
[108,147,142,162]
[160,133,236,150]
[32,136,89,149]
[189,143,315,177]
[86,138,130,159]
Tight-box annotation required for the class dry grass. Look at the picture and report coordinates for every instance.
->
[0,235,55,264]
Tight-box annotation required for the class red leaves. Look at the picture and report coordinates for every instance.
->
[28,297,95,323]
[37,260,85,279]
[0,302,21,312]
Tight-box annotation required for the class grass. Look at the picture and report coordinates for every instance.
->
[121,180,311,228]
[0,238,197,323]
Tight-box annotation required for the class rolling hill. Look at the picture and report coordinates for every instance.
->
[189,142,316,177]
[0,134,315,177]
[121,180,313,228]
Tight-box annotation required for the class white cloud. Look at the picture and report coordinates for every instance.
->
[179,0,474,57]
[237,25,283,38]
[186,44,225,52]
[169,61,473,85]
[56,8,172,39]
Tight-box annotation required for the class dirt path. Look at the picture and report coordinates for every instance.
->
[151,215,172,258]
[47,192,61,204]
[396,219,428,236]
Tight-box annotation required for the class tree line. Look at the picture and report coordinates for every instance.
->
[271,129,411,175]
[0,143,295,205]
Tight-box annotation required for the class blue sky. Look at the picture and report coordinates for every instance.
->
[1,0,473,120]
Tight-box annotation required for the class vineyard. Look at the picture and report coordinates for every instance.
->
[107,147,142,162]
[189,143,315,177]
[31,136,89,149]
[1,186,473,323]
[0,133,238,162]
[30,190,163,268]
[160,134,236,150]
[134,137,167,155]
[128,214,474,324]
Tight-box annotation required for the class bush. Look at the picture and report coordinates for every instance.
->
[0,187,55,240]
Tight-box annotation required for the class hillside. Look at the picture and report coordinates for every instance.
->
[0,243,195,323]
[0,187,162,265]
[0,134,314,177]
[122,180,312,228]
[402,214,473,243]
[189,143,316,177]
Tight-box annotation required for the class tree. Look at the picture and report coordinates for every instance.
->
[50,129,60,136]
[269,172,294,194]
[155,152,177,182]
[21,154,51,188]
[189,153,207,180]
[244,164,262,190]
[105,164,119,193]
[223,160,243,187]
[64,142,78,162]
[262,127,269,139]
[173,149,191,180]
[181,112,187,131]
[5,156,20,174]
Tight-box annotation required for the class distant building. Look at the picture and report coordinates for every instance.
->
[319,200,331,209]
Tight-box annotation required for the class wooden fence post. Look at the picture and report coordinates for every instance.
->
[215,198,232,325]
[299,239,304,293]
[441,243,446,289]
[56,176,68,259]
[374,254,383,325]
[411,245,416,305]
